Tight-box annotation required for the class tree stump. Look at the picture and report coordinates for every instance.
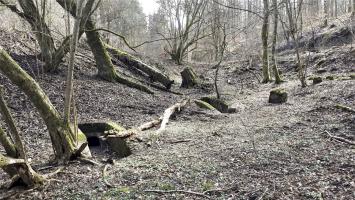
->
[181,67,199,88]
[269,88,288,104]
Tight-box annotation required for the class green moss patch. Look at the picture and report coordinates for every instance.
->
[194,100,215,110]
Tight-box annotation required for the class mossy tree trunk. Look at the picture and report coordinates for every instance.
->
[5,0,57,72]
[181,67,199,88]
[1,0,80,72]
[0,49,77,162]
[106,45,174,89]
[2,0,153,93]
[261,0,271,83]
[271,0,282,84]
[56,0,153,94]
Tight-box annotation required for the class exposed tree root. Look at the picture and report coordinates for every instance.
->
[77,157,101,166]
[43,167,64,179]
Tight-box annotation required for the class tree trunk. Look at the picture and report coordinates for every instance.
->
[271,0,282,84]
[56,0,153,94]
[262,0,271,83]
[106,45,174,89]
[0,89,45,187]
[64,0,86,125]
[180,67,199,88]
[0,49,77,161]
[0,87,26,159]
[4,0,57,72]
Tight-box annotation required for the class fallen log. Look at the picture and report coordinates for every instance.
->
[106,45,174,89]
[107,100,189,138]
[157,100,189,134]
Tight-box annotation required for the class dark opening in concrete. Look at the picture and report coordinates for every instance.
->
[87,136,101,147]
[78,122,132,158]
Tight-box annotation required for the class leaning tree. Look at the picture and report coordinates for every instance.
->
[0,0,156,93]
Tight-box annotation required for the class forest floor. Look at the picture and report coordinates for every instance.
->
[0,21,354,200]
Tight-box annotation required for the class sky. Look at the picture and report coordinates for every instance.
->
[138,0,159,15]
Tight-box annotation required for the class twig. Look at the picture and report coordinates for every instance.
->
[335,104,355,113]
[144,189,211,199]
[325,131,355,146]
[103,164,116,188]
[257,188,269,200]
[85,28,136,52]
[169,139,192,144]
[203,183,238,195]
[37,165,56,171]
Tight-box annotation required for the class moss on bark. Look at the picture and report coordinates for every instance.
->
[0,49,76,161]
[194,100,216,110]
[106,45,174,89]
[181,67,199,88]
[200,97,230,113]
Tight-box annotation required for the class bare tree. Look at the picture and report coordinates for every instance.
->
[261,0,271,83]
[271,0,282,84]
[285,0,307,87]
[158,0,208,64]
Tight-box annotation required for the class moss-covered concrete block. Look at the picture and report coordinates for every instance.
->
[312,76,323,84]
[78,121,131,158]
[269,88,288,104]
[106,137,131,158]
[200,97,229,113]
[78,121,126,135]
[194,100,215,110]
[70,124,92,158]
